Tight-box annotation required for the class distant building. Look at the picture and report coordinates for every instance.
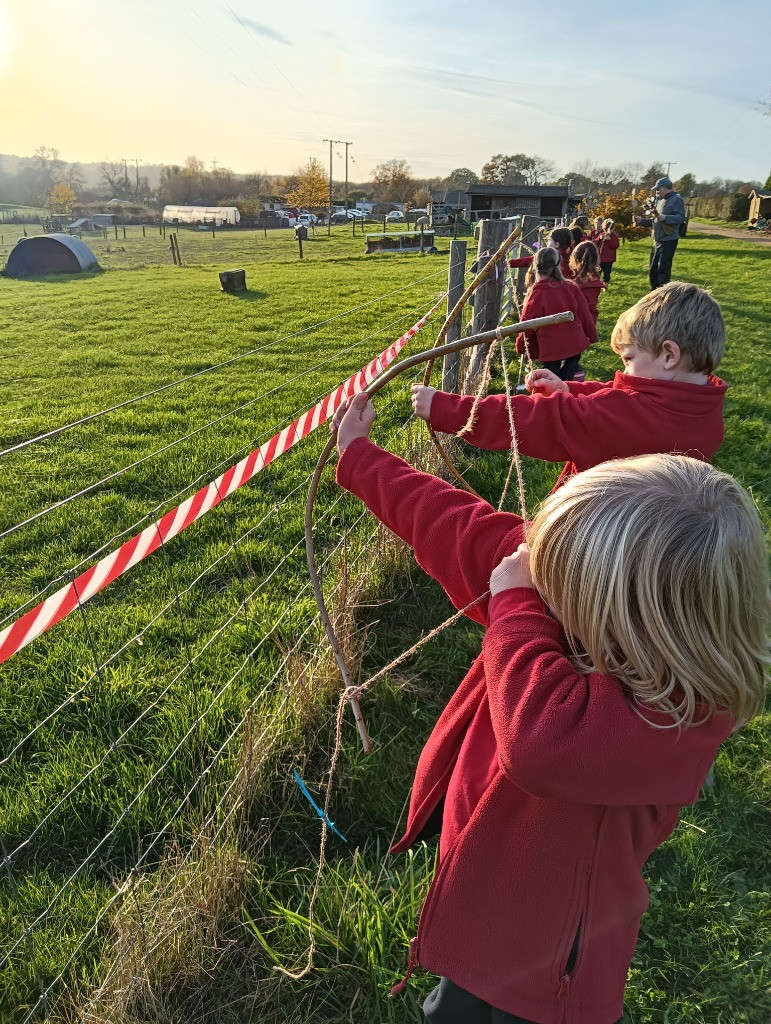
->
[465,184,578,224]
[162,205,240,226]
[93,213,115,227]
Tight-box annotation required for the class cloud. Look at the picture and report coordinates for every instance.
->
[231,13,291,46]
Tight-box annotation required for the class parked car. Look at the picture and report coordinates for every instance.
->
[298,213,317,227]
[257,210,291,228]
[346,209,365,220]
[385,210,404,222]
[330,211,348,225]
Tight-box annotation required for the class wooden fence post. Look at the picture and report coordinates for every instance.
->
[442,240,467,394]
[467,219,515,386]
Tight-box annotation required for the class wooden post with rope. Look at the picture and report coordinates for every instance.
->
[467,219,517,387]
[441,240,467,394]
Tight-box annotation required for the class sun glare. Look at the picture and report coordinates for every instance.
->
[0,7,16,76]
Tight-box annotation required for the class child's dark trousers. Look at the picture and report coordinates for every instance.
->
[423,977,623,1024]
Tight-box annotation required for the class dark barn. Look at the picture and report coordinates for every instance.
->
[5,233,98,277]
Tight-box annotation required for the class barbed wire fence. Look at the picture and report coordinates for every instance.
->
[0,238,525,1021]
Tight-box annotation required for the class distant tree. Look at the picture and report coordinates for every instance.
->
[371,159,416,203]
[674,172,698,196]
[285,157,329,208]
[481,153,555,186]
[640,164,666,190]
[764,170,771,191]
[443,167,478,190]
[99,159,129,198]
[736,181,759,197]
[412,186,431,209]
[482,154,527,185]
[64,162,86,193]
[48,184,76,214]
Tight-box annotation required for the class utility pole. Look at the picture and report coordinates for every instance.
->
[664,161,677,178]
[323,138,342,235]
[134,158,140,198]
[341,141,352,213]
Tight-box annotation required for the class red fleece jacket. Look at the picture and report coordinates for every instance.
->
[597,231,620,264]
[336,438,734,1024]
[516,279,597,362]
[572,274,606,325]
[430,371,727,490]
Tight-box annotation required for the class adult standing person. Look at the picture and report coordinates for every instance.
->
[634,176,685,289]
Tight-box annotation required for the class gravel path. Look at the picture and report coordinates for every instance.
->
[689,220,771,247]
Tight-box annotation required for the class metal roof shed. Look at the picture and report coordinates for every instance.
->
[5,233,99,276]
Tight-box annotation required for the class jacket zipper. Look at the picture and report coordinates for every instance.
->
[390,832,460,996]
[558,971,571,1024]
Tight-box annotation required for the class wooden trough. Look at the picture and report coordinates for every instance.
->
[366,230,436,255]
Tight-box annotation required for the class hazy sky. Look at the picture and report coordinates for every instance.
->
[1,0,769,183]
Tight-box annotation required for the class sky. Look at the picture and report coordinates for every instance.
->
[1,0,769,185]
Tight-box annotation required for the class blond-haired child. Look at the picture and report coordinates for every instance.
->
[412,282,727,491]
[332,392,769,1024]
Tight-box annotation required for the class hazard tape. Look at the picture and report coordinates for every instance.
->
[0,300,441,665]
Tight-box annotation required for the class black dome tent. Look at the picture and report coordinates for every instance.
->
[5,233,98,277]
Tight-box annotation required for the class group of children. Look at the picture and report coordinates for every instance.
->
[510,217,621,381]
[329,279,769,1024]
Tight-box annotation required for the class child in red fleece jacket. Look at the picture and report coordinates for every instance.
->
[515,246,597,381]
[412,282,727,492]
[332,397,769,1024]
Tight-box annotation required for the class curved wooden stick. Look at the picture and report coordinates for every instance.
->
[305,310,574,752]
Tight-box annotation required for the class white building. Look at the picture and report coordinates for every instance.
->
[162,205,240,226]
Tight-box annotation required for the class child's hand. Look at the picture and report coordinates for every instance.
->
[525,368,570,395]
[331,392,376,453]
[490,543,533,595]
[411,384,436,422]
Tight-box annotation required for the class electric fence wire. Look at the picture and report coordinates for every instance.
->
[5,383,422,1021]
[0,268,449,460]
[75,391,426,1021]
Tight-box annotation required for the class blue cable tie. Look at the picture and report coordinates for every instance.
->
[292,769,348,843]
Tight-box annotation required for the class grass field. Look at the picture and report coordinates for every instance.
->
[0,228,769,1023]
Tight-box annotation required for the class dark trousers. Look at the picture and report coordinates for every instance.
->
[649,239,678,289]
[423,977,623,1024]
[541,354,582,381]
[600,260,613,283]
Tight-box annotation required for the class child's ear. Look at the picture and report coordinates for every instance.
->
[660,340,682,367]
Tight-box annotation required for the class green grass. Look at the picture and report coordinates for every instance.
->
[0,232,769,1023]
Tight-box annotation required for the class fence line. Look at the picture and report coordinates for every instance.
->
[0,283,448,1019]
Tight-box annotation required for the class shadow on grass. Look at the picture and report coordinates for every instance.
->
[226,289,269,301]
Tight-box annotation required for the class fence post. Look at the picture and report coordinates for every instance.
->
[142,224,146,237]
[442,240,467,394]
[514,214,539,308]
[467,219,514,387]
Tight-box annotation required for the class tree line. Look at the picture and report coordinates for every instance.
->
[1,146,767,218]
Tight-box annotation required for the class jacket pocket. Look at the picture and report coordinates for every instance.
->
[553,859,591,981]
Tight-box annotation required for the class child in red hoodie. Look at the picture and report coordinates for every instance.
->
[596,218,620,283]
[568,239,606,326]
[515,246,597,381]
[332,397,769,1024]
[412,282,727,492]
[509,226,576,279]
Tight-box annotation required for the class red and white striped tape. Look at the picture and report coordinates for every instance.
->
[0,300,441,666]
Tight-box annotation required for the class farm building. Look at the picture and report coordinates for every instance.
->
[162,205,240,226]
[5,233,98,276]
[748,189,771,223]
[465,184,578,223]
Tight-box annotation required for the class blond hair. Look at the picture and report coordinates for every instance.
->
[610,282,724,374]
[528,455,769,728]
[603,218,614,231]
